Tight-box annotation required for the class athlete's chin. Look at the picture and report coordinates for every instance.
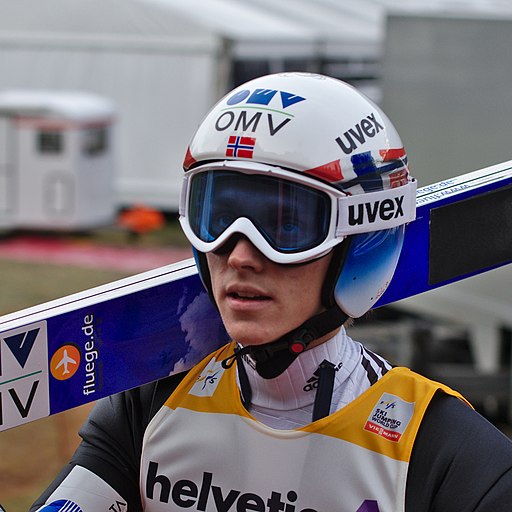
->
[218,301,298,346]
[221,316,285,347]
[226,325,277,347]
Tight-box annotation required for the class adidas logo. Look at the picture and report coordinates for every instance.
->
[303,375,319,393]
[303,361,343,392]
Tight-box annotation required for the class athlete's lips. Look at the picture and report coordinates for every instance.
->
[225,285,272,301]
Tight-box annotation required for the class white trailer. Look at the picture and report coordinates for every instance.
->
[0,90,116,230]
[0,0,324,211]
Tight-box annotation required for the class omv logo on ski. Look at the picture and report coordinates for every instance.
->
[0,321,49,430]
[3,328,39,369]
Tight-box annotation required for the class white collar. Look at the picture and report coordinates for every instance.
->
[243,327,361,411]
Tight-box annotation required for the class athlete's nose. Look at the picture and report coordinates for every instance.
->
[226,235,266,272]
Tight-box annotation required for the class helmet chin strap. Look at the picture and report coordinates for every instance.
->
[221,305,348,379]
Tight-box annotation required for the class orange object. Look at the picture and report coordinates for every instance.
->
[118,205,165,235]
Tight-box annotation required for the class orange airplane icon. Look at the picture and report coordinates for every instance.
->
[50,345,81,380]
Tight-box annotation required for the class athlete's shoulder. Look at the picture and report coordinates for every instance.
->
[372,366,468,408]
[29,370,190,511]
[85,369,189,430]
[407,391,512,511]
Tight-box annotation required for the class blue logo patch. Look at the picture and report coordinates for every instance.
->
[226,88,306,110]
[39,500,83,512]
[3,328,40,368]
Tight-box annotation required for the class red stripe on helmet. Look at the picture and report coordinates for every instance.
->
[306,160,343,182]
[389,168,409,188]
[380,147,406,161]
[183,147,197,170]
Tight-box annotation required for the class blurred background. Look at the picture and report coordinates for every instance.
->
[0,0,511,509]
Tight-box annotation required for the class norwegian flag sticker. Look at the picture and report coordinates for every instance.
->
[226,136,256,159]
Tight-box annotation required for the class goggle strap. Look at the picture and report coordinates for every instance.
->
[179,174,189,217]
[336,180,417,236]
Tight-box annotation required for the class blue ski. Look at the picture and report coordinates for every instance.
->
[0,160,510,431]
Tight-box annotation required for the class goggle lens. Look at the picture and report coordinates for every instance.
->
[188,170,331,254]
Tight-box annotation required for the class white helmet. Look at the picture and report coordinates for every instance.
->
[180,72,416,321]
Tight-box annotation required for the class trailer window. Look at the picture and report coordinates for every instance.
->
[38,130,63,154]
[83,127,108,156]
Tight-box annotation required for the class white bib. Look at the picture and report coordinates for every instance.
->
[141,342,464,512]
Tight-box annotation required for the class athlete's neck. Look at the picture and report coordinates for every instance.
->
[244,329,347,411]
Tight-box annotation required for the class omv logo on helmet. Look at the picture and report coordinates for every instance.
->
[39,500,83,512]
[226,88,306,111]
[213,87,307,138]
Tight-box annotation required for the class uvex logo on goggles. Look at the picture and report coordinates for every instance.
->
[337,184,417,236]
[349,196,404,225]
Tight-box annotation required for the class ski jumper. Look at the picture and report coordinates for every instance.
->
[31,330,512,511]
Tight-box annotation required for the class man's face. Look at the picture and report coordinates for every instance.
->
[206,237,333,346]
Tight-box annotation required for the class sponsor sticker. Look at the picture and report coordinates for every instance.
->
[226,135,256,159]
[39,500,83,512]
[225,88,306,110]
[0,321,49,430]
[335,112,384,155]
[188,358,224,397]
[50,344,81,381]
[364,393,414,442]
[337,181,417,235]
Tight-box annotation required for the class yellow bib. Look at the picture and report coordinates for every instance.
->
[141,342,468,512]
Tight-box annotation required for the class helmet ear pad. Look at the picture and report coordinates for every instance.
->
[332,226,406,319]
[321,241,350,310]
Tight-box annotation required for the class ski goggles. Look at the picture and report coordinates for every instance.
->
[179,161,417,264]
